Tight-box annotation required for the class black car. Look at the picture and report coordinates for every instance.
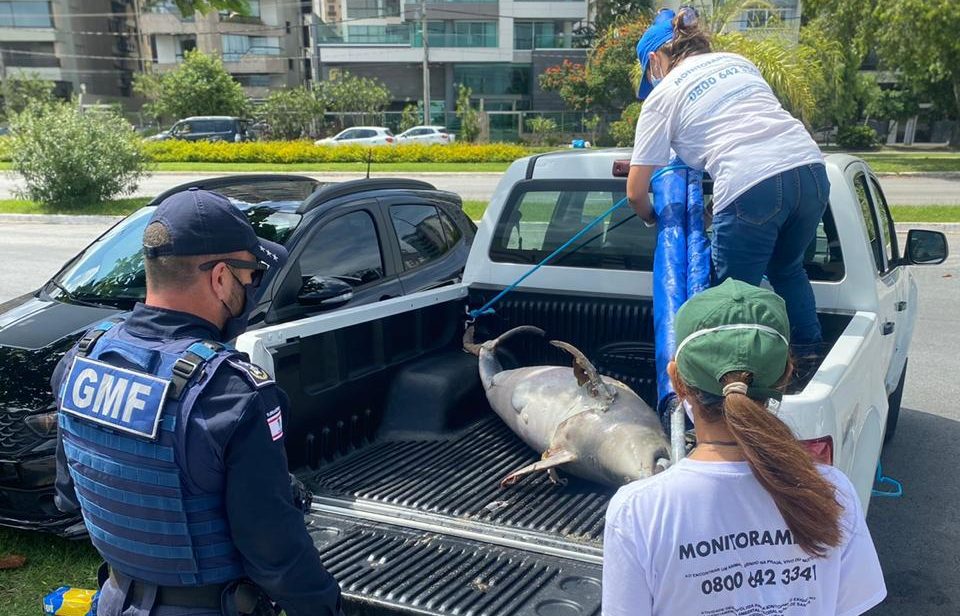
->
[0,174,475,536]
[146,116,251,143]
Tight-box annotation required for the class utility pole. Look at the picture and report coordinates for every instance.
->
[419,0,430,125]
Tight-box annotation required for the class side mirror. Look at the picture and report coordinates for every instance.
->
[297,276,353,310]
[905,229,948,265]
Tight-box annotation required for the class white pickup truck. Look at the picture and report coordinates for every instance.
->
[237,150,948,616]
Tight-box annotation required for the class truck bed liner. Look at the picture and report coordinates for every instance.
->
[309,511,603,616]
[306,416,616,554]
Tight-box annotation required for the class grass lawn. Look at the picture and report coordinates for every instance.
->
[0,198,150,216]
[854,152,960,173]
[0,527,100,616]
[890,205,960,223]
[0,161,512,174]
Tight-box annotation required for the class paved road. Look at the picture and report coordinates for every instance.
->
[1,222,958,613]
[0,170,958,205]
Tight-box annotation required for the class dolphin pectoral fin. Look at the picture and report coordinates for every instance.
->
[463,325,481,356]
[549,340,616,402]
[500,449,577,488]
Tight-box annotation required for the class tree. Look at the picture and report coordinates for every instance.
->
[0,74,56,120]
[255,85,324,140]
[872,0,960,147]
[133,50,248,123]
[455,85,480,143]
[525,116,559,145]
[318,70,391,128]
[399,104,420,132]
[157,0,250,15]
[10,102,148,208]
[575,0,653,47]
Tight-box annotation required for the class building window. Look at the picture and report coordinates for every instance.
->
[415,21,497,48]
[235,74,274,88]
[454,64,531,96]
[343,24,410,44]
[222,35,281,61]
[1,41,58,67]
[0,1,53,28]
[346,0,399,19]
[514,21,569,50]
[742,8,790,29]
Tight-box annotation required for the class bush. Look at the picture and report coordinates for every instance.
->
[143,140,529,164]
[609,103,642,147]
[836,124,879,150]
[11,102,148,208]
[525,116,560,146]
[399,104,420,133]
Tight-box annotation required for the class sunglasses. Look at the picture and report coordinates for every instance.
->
[198,258,268,288]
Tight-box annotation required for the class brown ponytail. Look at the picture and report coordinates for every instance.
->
[662,6,712,70]
[689,370,842,558]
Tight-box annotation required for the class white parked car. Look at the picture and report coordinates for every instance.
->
[397,125,456,145]
[315,126,395,146]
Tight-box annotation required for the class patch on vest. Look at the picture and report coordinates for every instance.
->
[266,407,283,441]
[60,356,169,440]
[228,359,274,389]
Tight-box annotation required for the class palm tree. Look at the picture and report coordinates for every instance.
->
[629,0,820,123]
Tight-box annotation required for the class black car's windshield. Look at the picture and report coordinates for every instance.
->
[51,196,304,306]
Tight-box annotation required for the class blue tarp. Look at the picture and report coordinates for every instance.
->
[652,159,711,416]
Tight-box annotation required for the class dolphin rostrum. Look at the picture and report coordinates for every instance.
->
[465,326,670,487]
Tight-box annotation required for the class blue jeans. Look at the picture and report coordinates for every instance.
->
[711,163,829,352]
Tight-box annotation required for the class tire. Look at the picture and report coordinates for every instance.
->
[884,358,907,444]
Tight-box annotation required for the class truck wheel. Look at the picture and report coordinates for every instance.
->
[884,358,907,444]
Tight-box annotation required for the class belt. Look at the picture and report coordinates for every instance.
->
[109,568,226,610]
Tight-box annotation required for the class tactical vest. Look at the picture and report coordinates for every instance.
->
[57,320,246,586]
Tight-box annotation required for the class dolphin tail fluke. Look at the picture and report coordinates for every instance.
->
[500,449,577,488]
[463,325,482,356]
[550,340,616,403]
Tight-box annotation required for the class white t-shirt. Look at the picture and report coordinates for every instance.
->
[630,52,823,214]
[602,459,886,616]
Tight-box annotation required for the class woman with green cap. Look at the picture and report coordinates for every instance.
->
[602,279,886,616]
[627,6,828,364]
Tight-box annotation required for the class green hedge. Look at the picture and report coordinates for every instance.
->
[143,140,529,164]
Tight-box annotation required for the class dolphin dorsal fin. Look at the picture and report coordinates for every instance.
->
[550,340,616,403]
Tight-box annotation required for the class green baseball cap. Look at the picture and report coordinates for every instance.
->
[674,279,791,400]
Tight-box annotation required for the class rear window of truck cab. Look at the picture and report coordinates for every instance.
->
[489,179,844,281]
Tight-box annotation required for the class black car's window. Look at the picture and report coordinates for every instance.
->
[192,120,216,133]
[438,206,462,249]
[390,204,448,270]
[53,185,307,304]
[214,119,234,132]
[299,211,384,287]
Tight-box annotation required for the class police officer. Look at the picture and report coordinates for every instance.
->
[51,189,343,616]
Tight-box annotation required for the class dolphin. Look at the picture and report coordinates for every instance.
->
[464,326,671,487]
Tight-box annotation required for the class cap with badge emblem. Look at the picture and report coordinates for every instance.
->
[144,188,287,270]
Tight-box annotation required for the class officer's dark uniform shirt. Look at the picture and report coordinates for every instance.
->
[52,303,342,616]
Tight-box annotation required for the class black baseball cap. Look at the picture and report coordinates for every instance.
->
[143,187,287,269]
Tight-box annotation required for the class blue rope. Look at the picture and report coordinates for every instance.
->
[468,165,689,321]
[872,461,903,498]
[467,164,691,321]
[468,196,629,319]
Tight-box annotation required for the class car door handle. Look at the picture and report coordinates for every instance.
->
[882,322,895,335]
[895,301,907,312]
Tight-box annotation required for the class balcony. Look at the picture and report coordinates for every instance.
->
[317,24,412,45]
[223,53,287,74]
[140,12,194,33]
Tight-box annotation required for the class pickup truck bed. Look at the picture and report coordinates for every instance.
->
[292,287,851,615]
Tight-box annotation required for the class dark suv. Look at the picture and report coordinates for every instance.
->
[0,175,475,536]
[147,116,250,142]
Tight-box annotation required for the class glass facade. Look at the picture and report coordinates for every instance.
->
[454,64,531,96]
[514,21,571,50]
[222,35,282,61]
[342,24,410,44]
[346,0,401,19]
[0,1,52,27]
[413,21,497,47]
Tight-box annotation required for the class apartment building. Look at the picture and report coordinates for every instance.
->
[0,0,138,101]
[308,0,589,114]
[139,0,303,99]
